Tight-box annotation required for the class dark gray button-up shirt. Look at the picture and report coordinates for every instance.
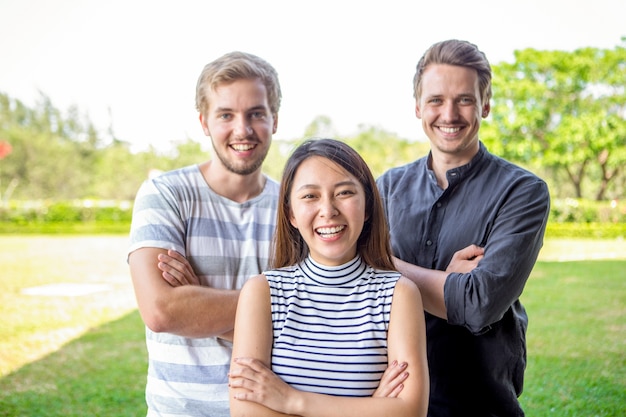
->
[377,142,550,417]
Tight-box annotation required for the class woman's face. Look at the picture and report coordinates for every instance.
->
[288,156,366,266]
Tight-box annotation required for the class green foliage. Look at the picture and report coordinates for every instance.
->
[344,124,431,179]
[263,138,299,181]
[546,222,626,239]
[3,39,626,205]
[0,200,132,234]
[0,222,130,234]
[545,198,626,237]
[0,91,211,201]
[265,116,432,181]
[550,198,626,223]
[483,41,626,200]
[1,196,624,237]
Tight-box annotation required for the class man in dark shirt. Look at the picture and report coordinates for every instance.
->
[377,39,550,416]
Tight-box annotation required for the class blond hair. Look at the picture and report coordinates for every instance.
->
[195,51,282,116]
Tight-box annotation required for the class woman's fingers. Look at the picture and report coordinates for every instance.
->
[373,360,408,398]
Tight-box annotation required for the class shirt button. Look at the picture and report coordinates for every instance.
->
[426,240,432,246]
[436,202,442,208]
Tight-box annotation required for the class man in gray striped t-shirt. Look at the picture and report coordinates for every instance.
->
[128,51,282,417]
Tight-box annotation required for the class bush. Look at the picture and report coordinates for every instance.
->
[550,198,625,223]
[1,199,624,238]
[0,200,133,234]
[546,222,626,239]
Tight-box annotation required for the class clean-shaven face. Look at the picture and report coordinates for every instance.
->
[416,64,489,164]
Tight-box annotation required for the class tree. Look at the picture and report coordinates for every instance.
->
[260,116,431,182]
[0,139,14,202]
[482,40,626,200]
[345,124,430,179]
[0,92,109,199]
[302,115,338,139]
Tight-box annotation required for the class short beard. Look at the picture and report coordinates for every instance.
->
[213,143,269,176]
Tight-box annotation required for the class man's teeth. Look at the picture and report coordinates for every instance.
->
[439,127,461,133]
[232,144,255,151]
[316,226,345,236]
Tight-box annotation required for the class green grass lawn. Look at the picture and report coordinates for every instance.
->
[519,260,625,415]
[0,312,147,417]
[0,236,624,416]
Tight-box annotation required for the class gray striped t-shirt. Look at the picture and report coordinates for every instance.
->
[128,164,279,417]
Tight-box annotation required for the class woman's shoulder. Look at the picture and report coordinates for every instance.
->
[394,276,421,296]
[263,265,299,280]
[389,276,424,322]
[241,274,270,295]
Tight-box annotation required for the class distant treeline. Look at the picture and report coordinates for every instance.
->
[1,41,625,203]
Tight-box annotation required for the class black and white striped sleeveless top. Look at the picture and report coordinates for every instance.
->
[264,255,401,397]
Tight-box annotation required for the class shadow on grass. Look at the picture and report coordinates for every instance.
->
[0,310,147,417]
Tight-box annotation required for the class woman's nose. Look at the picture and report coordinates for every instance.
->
[319,198,339,218]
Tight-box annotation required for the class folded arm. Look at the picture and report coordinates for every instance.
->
[229,276,428,417]
[129,247,239,338]
[394,244,484,320]
[444,180,550,333]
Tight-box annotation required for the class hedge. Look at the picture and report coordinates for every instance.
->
[0,200,132,234]
[0,199,624,238]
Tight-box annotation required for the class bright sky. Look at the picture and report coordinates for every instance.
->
[1,0,624,152]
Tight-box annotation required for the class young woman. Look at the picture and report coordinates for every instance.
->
[227,139,429,417]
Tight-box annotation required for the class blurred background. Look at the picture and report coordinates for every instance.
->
[0,1,624,416]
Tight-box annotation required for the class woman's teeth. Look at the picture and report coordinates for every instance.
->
[316,225,345,237]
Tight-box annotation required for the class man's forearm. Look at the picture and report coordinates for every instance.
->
[136,283,240,338]
[152,286,240,338]
[393,257,447,319]
[130,247,241,339]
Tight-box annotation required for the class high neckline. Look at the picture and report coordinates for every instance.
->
[300,255,367,286]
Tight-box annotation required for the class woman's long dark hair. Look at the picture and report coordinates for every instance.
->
[271,138,396,271]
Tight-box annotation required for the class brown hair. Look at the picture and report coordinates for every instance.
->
[271,138,396,271]
[413,39,492,103]
[195,51,282,116]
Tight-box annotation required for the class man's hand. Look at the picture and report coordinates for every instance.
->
[446,244,484,274]
[157,249,200,286]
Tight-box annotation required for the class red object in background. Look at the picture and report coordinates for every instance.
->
[0,141,12,159]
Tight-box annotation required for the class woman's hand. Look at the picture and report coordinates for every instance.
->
[372,360,409,398]
[157,249,200,286]
[229,357,300,415]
